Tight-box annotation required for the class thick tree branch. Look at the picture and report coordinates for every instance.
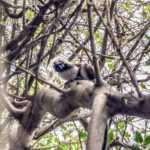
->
[2,79,150,149]
[109,91,150,119]
[87,92,109,150]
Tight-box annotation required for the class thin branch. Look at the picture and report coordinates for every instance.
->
[108,140,132,149]
[34,111,91,140]
[87,0,103,86]
[93,4,142,98]
[68,6,106,61]
[1,58,66,93]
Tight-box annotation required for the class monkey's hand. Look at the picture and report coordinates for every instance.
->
[64,80,73,89]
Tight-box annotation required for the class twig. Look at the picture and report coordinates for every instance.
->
[108,140,132,149]
[93,4,142,98]
[68,6,106,61]
[34,111,91,140]
[1,58,66,93]
[87,0,103,86]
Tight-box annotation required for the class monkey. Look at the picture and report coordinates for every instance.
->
[5,82,93,149]
[51,57,95,84]
[2,57,107,149]
[51,57,109,150]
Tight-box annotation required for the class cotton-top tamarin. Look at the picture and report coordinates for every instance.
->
[51,57,95,82]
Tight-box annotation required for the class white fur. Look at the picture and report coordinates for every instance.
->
[51,57,79,81]
[58,65,79,80]
[50,56,72,68]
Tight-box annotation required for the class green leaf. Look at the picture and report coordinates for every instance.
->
[144,135,150,146]
[94,31,102,45]
[124,132,131,138]
[46,138,51,145]
[38,81,44,89]
[29,86,35,95]
[94,31,100,39]
[134,131,143,144]
[26,9,35,19]
[54,137,60,143]
[141,11,148,19]
[16,9,22,14]
[61,124,67,130]
[140,83,147,90]
[123,2,132,12]
[131,144,140,150]
[108,64,114,70]
[68,123,74,127]
[146,5,150,12]
[105,58,113,63]
[107,129,114,145]
[79,131,87,140]
[118,121,125,128]
[145,34,150,40]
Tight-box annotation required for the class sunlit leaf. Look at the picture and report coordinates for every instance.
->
[26,9,35,19]
[94,31,100,39]
[29,86,35,95]
[118,121,125,128]
[140,83,147,90]
[105,58,113,63]
[146,5,150,12]
[123,2,132,12]
[54,137,60,143]
[94,31,102,45]
[16,9,22,14]
[46,138,51,145]
[107,128,114,145]
[38,81,44,89]
[108,64,114,70]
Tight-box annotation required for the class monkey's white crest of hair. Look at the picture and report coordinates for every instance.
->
[50,56,71,70]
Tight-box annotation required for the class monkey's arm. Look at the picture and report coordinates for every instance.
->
[84,64,95,80]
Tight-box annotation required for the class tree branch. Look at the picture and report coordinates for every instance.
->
[87,92,109,150]
[87,0,103,86]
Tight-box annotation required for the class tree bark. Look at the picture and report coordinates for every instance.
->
[87,93,108,150]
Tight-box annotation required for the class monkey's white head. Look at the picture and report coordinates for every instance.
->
[51,57,73,73]
[51,57,79,81]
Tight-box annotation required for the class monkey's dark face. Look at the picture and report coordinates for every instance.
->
[53,61,72,72]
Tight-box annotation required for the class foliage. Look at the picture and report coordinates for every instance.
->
[0,0,150,149]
